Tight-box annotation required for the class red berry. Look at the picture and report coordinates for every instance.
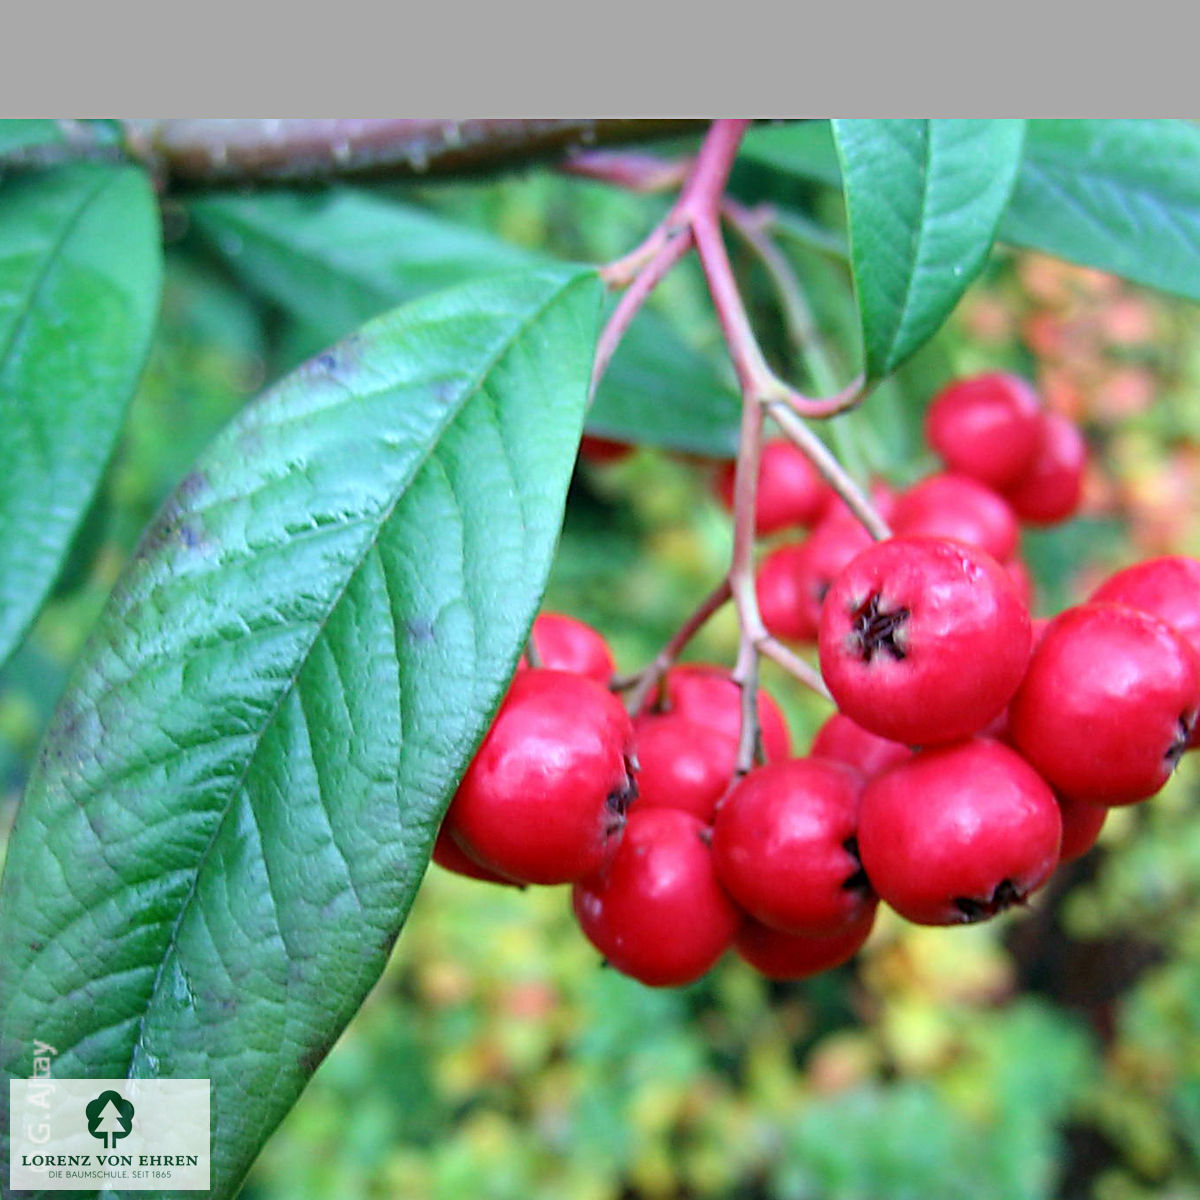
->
[811,711,913,779]
[892,473,1020,563]
[431,826,519,886]
[1005,556,1036,612]
[1089,555,1200,664]
[818,537,1032,746]
[712,758,874,936]
[925,372,1042,488]
[735,904,876,980]
[757,543,817,643]
[1008,603,1199,805]
[823,479,900,527]
[519,612,615,684]
[857,739,1062,926]
[659,664,791,763]
[632,712,735,823]
[715,440,832,535]
[1000,412,1086,525]
[782,506,877,638]
[447,669,637,885]
[1091,556,1200,748]
[1056,794,1108,864]
[573,808,743,987]
[579,434,633,464]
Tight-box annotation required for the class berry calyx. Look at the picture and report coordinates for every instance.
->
[573,808,743,987]
[856,738,1062,926]
[712,757,874,936]
[447,669,637,885]
[1008,602,1200,805]
[818,537,1032,746]
[925,372,1042,488]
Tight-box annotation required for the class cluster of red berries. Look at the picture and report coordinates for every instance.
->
[433,373,1200,990]
[752,373,1088,642]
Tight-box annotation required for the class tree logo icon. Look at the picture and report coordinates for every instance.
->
[85,1090,135,1149]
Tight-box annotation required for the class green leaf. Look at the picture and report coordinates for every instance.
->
[0,267,602,1197]
[769,208,849,260]
[190,188,541,333]
[739,120,844,188]
[0,164,162,669]
[1000,118,1200,301]
[595,308,740,457]
[192,186,740,456]
[833,119,1026,380]
[0,119,65,155]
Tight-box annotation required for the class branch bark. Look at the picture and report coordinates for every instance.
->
[0,120,709,189]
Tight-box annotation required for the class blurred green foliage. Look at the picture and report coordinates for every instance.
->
[3,161,1200,1200]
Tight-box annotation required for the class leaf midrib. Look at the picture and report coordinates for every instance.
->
[876,121,936,373]
[35,271,590,1077]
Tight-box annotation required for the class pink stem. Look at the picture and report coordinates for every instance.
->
[591,230,692,401]
[561,150,692,193]
[613,578,733,713]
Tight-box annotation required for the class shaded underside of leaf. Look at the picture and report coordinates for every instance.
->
[739,121,844,189]
[0,267,602,1197]
[1000,118,1200,302]
[190,187,740,457]
[833,119,1025,380]
[0,163,162,669]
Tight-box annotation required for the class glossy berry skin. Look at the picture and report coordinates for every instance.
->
[857,738,1062,926]
[713,758,873,936]
[432,826,519,886]
[632,712,735,823]
[715,440,831,535]
[573,808,743,987]
[925,372,1042,488]
[811,711,913,780]
[783,505,877,639]
[757,543,817,643]
[447,669,637,885]
[735,904,876,981]
[1000,412,1086,525]
[892,473,1020,564]
[519,612,615,685]
[659,664,791,763]
[1005,557,1036,613]
[1056,794,1108,864]
[1009,603,1199,805]
[1090,556,1200,747]
[818,537,1032,746]
[1089,556,1200,663]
